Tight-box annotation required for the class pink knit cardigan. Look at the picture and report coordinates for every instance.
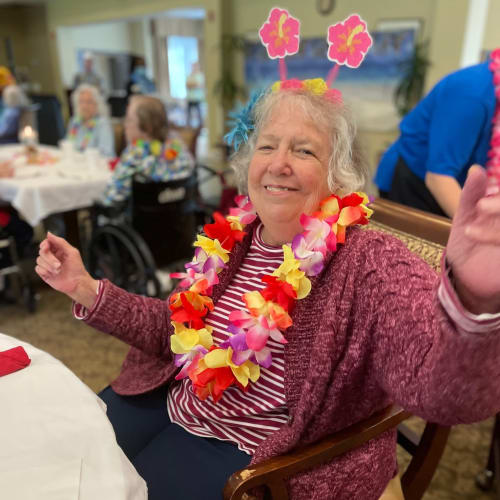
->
[83,224,500,499]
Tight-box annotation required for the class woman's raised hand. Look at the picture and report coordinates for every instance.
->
[446,166,500,314]
[35,232,99,309]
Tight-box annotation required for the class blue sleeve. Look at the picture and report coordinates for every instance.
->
[0,108,20,138]
[426,95,488,178]
[96,118,115,157]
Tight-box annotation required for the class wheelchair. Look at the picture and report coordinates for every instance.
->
[0,227,37,313]
[85,173,208,299]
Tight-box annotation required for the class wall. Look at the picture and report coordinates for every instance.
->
[483,0,500,53]
[0,5,55,93]
[46,0,223,146]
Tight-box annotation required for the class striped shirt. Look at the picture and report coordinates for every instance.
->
[167,224,289,454]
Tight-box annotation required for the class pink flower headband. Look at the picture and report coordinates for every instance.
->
[224,8,373,151]
[259,8,373,86]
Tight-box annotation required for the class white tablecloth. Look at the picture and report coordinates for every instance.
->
[0,333,147,500]
[0,145,111,226]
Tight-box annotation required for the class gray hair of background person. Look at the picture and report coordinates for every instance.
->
[230,89,370,196]
[71,84,109,118]
[3,85,29,108]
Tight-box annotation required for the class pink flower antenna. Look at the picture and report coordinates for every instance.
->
[327,14,373,69]
[259,7,300,81]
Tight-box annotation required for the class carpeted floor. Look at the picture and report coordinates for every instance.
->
[0,282,497,499]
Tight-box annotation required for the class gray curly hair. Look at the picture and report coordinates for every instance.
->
[230,88,369,196]
[71,84,108,119]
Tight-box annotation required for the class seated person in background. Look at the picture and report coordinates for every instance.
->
[101,95,194,206]
[36,78,500,500]
[0,85,29,144]
[0,162,33,266]
[374,49,500,218]
[66,84,115,157]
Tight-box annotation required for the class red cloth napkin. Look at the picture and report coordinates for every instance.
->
[0,346,31,376]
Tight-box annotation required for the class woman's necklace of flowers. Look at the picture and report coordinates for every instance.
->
[487,49,500,195]
[169,192,373,403]
[69,118,97,151]
[132,138,181,161]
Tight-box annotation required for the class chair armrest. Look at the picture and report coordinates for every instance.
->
[224,405,411,500]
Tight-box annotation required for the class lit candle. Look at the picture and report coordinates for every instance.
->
[19,126,39,147]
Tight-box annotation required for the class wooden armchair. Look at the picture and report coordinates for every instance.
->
[224,198,453,500]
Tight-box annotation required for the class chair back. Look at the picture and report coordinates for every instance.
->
[131,175,198,268]
[29,94,65,146]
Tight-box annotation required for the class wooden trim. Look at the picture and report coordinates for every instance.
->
[370,198,452,246]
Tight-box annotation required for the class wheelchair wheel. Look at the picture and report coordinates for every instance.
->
[87,224,161,297]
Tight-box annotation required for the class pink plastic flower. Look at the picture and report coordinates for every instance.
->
[228,195,257,225]
[292,235,325,276]
[229,310,287,351]
[327,14,372,68]
[259,7,300,59]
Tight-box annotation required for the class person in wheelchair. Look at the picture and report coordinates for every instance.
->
[101,95,194,207]
[35,78,500,500]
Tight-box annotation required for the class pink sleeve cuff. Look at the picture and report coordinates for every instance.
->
[438,254,500,333]
[73,280,104,320]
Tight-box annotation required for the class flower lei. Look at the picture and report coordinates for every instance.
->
[132,138,181,161]
[170,192,373,403]
[487,49,500,195]
[69,117,96,151]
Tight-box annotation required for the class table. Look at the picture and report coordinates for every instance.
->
[0,145,111,248]
[0,333,147,500]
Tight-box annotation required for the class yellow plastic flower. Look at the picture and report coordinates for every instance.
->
[272,245,311,298]
[193,235,230,263]
[150,140,162,156]
[226,215,244,232]
[319,196,340,218]
[303,78,328,96]
[355,191,374,219]
[271,81,282,92]
[170,322,213,354]
[203,348,260,387]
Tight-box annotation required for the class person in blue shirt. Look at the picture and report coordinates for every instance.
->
[0,85,29,144]
[66,84,115,157]
[374,60,495,217]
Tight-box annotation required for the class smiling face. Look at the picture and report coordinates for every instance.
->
[248,98,332,246]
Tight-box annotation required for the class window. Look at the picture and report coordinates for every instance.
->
[167,35,199,99]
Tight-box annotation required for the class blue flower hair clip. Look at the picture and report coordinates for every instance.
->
[224,89,266,152]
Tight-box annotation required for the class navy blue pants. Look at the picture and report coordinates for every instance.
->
[99,385,251,500]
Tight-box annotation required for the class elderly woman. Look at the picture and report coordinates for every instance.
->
[0,85,29,144]
[101,95,194,206]
[35,79,500,500]
[66,84,114,157]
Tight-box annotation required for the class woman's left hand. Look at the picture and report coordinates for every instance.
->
[447,165,500,314]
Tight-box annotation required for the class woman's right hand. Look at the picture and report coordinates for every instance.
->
[35,232,99,309]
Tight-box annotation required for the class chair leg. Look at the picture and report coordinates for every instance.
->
[476,414,500,495]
